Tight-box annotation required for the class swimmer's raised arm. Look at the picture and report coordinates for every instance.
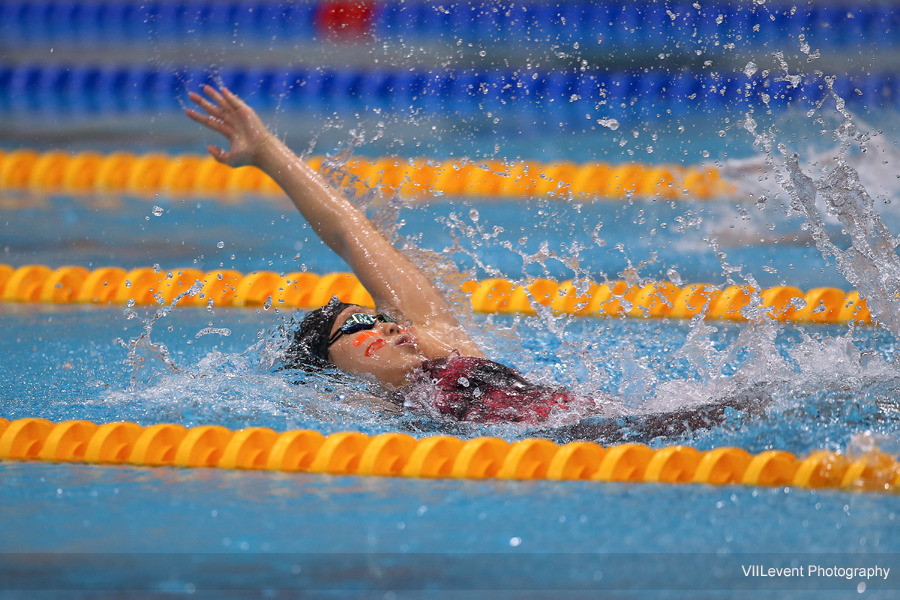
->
[187,86,484,358]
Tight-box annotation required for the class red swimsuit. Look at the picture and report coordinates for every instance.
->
[401,355,574,424]
[394,356,768,440]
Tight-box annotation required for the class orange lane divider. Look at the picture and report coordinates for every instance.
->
[0,417,894,493]
[0,263,873,325]
[0,150,736,201]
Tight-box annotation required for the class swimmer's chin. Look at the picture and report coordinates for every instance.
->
[348,353,428,389]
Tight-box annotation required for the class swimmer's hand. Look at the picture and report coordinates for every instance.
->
[186,85,272,168]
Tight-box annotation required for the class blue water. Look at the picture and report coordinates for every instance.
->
[5,159,900,598]
[2,461,900,597]
[3,226,900,598]
[6,64,900,600]
[3,302,899,450]
[0,187,870,289]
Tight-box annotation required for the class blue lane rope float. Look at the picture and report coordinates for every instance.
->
[0,1,897,50]
[0,63,889,116]
[0,416,896,492]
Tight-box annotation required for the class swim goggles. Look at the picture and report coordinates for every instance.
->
[328,313,398,346]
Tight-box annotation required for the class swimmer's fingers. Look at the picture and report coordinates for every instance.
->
[190,85,269,168]
[206,144,230,164]
[188,91,224,120]
[220,87,267,135]
[220,87,247,111]
[204,142,241,167]
[185,106,225,132]
[186,108,235,139]
[203,85,229,110]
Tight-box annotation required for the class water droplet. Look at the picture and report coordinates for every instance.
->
[744,62,758,77]
[217,241,225,249]
[597,118,619,131]
[151,206,164,217]
[702,150,710,158]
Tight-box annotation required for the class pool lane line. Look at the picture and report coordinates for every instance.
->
[4,1,888,52]
[0,417,894,492]
[0,263,873,325]
[0,62,888,120]
[0,149,734,201]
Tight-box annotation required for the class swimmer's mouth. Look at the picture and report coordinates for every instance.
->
[395,334,416,348]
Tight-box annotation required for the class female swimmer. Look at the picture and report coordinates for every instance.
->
[186,86,765,435]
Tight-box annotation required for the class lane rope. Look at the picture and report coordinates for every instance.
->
[0,416,893,492]
[373,1,900,52]
[0,149,733,200]
[0,62,883,119]
[0,263,872,324]
[2,0,890,51]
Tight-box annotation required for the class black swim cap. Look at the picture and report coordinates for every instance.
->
[284,296,354,371]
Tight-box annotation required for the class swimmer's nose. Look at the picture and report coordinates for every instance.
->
[380,322,402,337]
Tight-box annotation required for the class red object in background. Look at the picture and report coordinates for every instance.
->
[316,1,375,39]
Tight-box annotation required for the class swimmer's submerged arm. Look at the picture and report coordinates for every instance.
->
[187,86,485,358]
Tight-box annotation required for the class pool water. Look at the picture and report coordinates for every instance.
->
[3,460,900,596]
[5,100,900,596]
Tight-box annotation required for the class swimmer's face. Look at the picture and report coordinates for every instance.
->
[327,306,426,387]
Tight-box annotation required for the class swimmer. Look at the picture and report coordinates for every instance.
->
[186,86,767,433]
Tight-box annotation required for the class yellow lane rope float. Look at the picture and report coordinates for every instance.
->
[0,417,894,493]
[0,263,872,325]
[0,149,735,200]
